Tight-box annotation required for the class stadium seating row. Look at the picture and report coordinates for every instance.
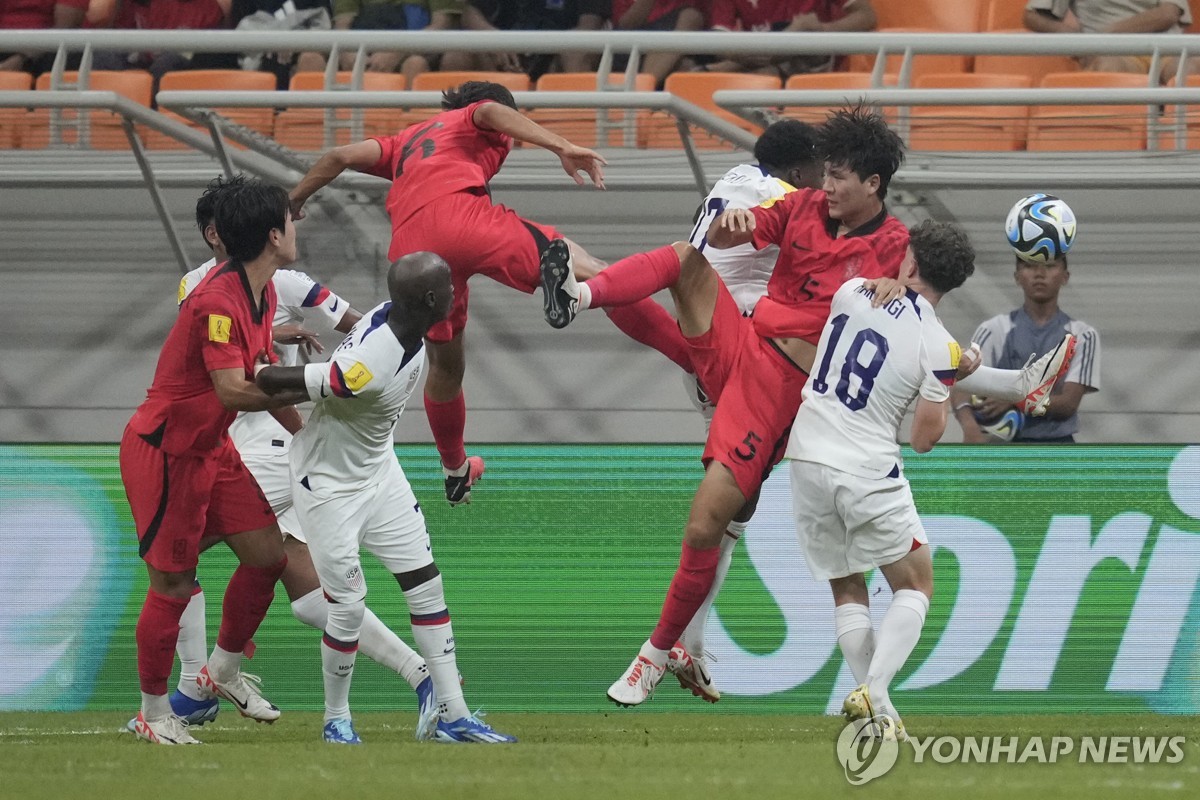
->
[1,67,1195,153]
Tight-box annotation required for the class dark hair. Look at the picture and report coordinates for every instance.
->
[909,220,975,294]
[754,119,818,177]
[195,173,246,240]
[1015,254,1069,269]
[817,105,905,199]
[442,81,518,111]
[214,179,290,262]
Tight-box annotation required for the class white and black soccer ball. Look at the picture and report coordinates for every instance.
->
[971,397,1025,442]
[1005,193,1077,264]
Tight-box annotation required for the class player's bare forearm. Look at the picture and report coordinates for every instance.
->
[474,103,570,153]
[707,209,756,249]
[1042,382,1088,420]
[210,368,302,412]
[269,405,305,435]
[335,308,364,333]
[910,397,949,453]
[290,140,383,216]
[256,365,309,396]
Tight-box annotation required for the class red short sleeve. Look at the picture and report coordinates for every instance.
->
[363,135,399,179]
[750,191,794,250]
[190,296,248,374]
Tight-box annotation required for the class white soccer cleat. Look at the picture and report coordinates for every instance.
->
[667,642,720,703]
[131,711,201,745]
[1015,334,1076,417]
[607,654,666,707]
[198,665,280,723]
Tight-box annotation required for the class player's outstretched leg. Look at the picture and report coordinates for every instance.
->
[424,335,486,505]
[132,577,203,745]
[540,240,689,329]
[955,333,1076,416]
[397,564,515,743]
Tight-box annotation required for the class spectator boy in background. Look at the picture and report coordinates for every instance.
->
[702,0,877,77]
[93,0,237,84]
[611,0,706,87]
[333,0,462,83]
[954,253,1101,443]
[447,0,609,79]
[1024,0,1194,83]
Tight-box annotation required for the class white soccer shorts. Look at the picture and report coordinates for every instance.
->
[241,449,305,543]
[292,462,433,604]
[789,459,928,582]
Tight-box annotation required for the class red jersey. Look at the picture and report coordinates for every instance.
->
[0,0,88,29]
[366,100,513,232]
[710,0,849,31]
[749,188,909,343]
[128,262,277,455]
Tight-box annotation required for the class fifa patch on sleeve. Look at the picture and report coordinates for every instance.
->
[208,314,232,343]
[177,277,188,305]
[344,362,374,392]
[948,341,962,369]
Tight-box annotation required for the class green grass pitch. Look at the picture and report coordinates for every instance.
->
[1,712,1195,799]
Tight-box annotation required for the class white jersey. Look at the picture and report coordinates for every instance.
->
[179,258,348,454]
[291,302,425,492]
[786,278,961,478]
[688,163,794,315]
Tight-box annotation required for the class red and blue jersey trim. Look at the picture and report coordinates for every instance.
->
[934,368,957,387]
[302,283,331,308]
[329,363,355,398]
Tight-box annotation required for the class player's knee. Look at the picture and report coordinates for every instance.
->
[683,518,725,549]
[326,597,366,641]
[400,568,445,614]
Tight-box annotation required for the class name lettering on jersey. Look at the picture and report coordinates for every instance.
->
[208,315,232,343]
[343,361,374,392]
[882,298,906,320]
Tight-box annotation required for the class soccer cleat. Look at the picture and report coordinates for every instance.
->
[322,718,362,745]
[682,372,716,423]
[433,712,517,744]
[414,675,438,741]
[131,711,201,745]
[444,455,485,506]
[844,684,906,742]
[539,238,580,329]
[842,684,873,722]
[198,666,280,723]
[1015,333,1076,417]
[125,688,219,733]
[667,642,720,703]
[607,654,666,707]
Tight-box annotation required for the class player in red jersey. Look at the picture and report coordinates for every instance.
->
[120,179,306,745]
[288,81,695,506]
[541,106,912,706]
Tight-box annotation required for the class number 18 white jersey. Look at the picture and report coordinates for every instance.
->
[688,163,794,315]
[291,302,425,492]
[785,278,961,478]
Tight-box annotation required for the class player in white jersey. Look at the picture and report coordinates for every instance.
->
[787,221,982,740]
[256,251,516,746]
[137,175,438,737]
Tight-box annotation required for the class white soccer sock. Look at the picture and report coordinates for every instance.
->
[291,587,425,689]
[175,584,208,700]
[956,366,1023,403]
[141,691,171,721]
[866,590,929,713]
[207,645,243,684]
[405,575,469,720]
[834,603,875,685]
[681,522,744,655]
[577,282,592,311]
[321,599,364,722]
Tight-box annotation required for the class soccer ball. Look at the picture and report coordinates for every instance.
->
[971,397,1025,442]
[1005,193,1077,264]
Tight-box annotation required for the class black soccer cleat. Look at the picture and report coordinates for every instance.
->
[540,238,580,329]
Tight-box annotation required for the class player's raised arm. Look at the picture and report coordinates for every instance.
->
[706,208,757,249]
[289,139,385,220]
[210,367,306,411]
[256,365,308,396]
[472,102,607,189]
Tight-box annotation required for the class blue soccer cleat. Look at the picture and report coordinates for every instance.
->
[414,675,438,741]
[434,711,516,744]
[323,718,362,745]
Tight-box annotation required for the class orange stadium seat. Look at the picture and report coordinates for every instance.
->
[641,72,780,149]
[872,0,984,32]
[1027,71,1151,151]
[909,72,1033,151]
[408,71,531,125]
[275,71,408,151]
[846,29,971,83]
[981,0,1029,31]
[0,72,33,149]
[23,70,153,150]
[528,72,655,148]
[780,72,895,125]
[1155,74,1200,150]
[974,33,1081,84]
[143,70,277,150]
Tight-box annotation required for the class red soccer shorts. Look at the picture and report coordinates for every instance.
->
[120,427,276,573]
[688,281,810,500]
[388,190,561,343]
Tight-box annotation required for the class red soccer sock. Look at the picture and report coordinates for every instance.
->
[604,299,694,373]
[216,558,286,654]
[136,589,191,695]
[425,391,468,469]
[585,245,681,309]
[649,542,722,652]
